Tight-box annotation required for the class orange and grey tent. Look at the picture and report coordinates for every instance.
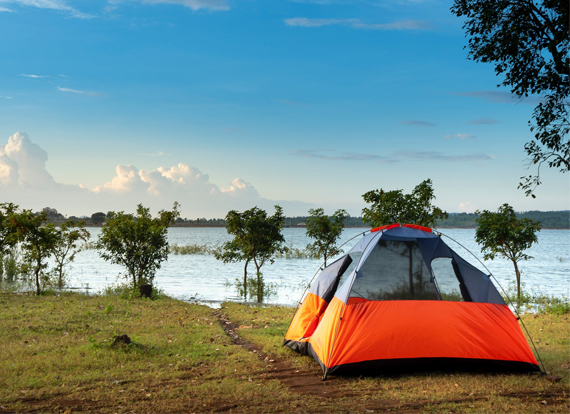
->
[284,224,541,378]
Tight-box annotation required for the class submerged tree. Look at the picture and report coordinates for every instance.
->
[97,203,180,294]
[475,203,541,304]
[451,0,569,196]
[52,220,90,289]
[361,179,448,228]
[305,208,349,266]
[216,206,286,302]
[18,210,59,295]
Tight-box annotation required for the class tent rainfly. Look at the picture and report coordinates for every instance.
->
[284,224,541,379]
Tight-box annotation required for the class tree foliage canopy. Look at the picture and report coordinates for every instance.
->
[96,203,179,291]
[215,206,286,302]
[451,0,569,195]
[305,208,349,266]
[475,203,541,303]
[361,179,448,228]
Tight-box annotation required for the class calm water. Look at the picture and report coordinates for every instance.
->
[67,227,569,305]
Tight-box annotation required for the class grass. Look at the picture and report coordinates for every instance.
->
[0,291,568,413]
[0,291,315,413]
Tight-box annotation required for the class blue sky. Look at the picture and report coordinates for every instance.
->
[0,0,568,218]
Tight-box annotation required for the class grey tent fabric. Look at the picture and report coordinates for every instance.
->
[308,254,352,303]
[333,225,507,305]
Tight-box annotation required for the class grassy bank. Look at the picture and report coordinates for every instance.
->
[0,292,568,413]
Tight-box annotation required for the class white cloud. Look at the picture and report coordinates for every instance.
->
[221,178,260,198]
[0,6,13,11]
[1,132,56,187]
[21,74,49,78]
[458,202,476,213]
[284,17,432,30]
[119,0,230,11]
[57,86,101,96]
[0,0,94,19]
[0,133,314,218]
[444,133,478,140]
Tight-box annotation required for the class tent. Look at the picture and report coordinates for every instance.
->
[284,224,541,378]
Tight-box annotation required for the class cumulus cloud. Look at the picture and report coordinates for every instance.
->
[0,0,94,19]
[221,178,260,198]
[400,120,435,127]
[284,17,433,30]
[0,133,312,218]
[444,133,478,140]
[0,132,56,187]
[122,0,230,11]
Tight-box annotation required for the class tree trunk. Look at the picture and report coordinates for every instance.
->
[243,264,247,298]
[513,260,522,306]
[34,257,41,296]
[254,261,262,303]
[58,266,63,289]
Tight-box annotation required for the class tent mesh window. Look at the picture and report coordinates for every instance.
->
[431,257,473,302]
[349,240,439,301]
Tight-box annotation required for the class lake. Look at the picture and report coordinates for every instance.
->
[66,227,569,306]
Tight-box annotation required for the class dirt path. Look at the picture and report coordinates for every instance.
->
[213,309,569,413]
[213,309,354,399]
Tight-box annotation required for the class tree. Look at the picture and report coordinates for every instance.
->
[96,203,180,293]
[361,179,448,228]
[0,202,20,256]
[474,203,541,304]
[52,220,90,289]
[18,210,59,295]
[42,207,65,220]
[91,212,106,226]
[451,0,569,196]
[305,208,349,266]
[215,206,286,302]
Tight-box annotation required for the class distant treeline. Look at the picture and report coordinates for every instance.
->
[437,211,570,229]
[37,207,570,229]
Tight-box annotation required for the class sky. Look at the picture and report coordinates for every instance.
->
[0,0,568,219]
